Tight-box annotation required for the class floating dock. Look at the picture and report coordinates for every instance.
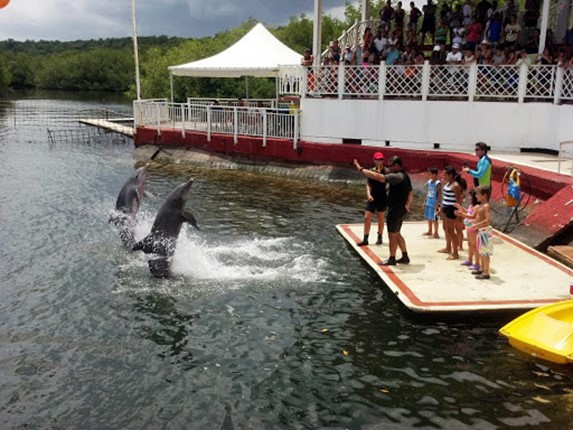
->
[79,118,134,137]
[336,221,573,313]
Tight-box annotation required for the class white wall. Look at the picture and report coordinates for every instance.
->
[300,98,573,153]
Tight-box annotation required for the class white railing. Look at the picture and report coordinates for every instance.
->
[186,97,278,108]
[558,140,573,175]
[302,63,573,103]
[134,101,301,148]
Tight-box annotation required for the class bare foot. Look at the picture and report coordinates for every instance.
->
[447,255,459,260]
[433,234,440,239]
[423,232,432,236]
[437,248,450,253]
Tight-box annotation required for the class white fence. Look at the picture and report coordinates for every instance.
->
[303,63,573,103]
[134,101,301,148]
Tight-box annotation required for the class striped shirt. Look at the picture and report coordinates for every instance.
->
[442,182,457,207]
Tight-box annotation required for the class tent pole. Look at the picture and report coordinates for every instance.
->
[245,76,250,100]
[170,74,174,103]
[130,0,141,100]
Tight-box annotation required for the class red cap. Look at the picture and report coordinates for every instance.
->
[373,151,384,160]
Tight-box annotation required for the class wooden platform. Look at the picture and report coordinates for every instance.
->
[79,118,134,137]
[337,221,573,313]
[548,245,573,269]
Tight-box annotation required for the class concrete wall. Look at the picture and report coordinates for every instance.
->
[300,98,573,153]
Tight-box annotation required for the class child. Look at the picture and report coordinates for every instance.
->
[423,167,441,238]
[469,185,493,280]
[455,189,479,270]
[437,166,465,260]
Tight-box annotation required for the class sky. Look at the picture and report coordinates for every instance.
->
[0,0,353,42]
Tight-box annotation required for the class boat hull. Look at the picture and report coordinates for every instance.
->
[499,300,573,364]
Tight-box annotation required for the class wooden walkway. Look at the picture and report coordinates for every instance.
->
[337,221,573,313]
[79,118,134,137]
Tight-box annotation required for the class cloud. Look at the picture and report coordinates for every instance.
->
[0,0,350,41]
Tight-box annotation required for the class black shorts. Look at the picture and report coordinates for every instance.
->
[442,205,457,220]
[365,199,387,214]
[386,207,407,233]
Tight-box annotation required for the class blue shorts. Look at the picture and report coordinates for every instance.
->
[424,205,437,221]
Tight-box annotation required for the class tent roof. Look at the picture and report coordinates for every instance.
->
[169,23,302,78]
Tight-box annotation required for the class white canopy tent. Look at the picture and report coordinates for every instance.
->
[169,23,302,79]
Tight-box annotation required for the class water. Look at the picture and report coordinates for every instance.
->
[0,93,572,429]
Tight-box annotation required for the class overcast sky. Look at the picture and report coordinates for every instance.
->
[0,0,354,42]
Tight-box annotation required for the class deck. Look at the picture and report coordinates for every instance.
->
[336,221,573,313]
[79,118,134,137]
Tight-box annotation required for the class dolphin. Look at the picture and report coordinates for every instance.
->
[132,179,199,278]
[109,164,151,249]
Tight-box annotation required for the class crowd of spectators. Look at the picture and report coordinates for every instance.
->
[318,0,573,70]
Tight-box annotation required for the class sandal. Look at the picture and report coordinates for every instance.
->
[460,260,472,266]
[468,264,480,271]
[471,270,483,275]
[475,274,491,280]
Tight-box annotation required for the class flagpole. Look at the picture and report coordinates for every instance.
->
[131,0,142,100]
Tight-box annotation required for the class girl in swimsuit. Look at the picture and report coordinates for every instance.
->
[455,189,480,271]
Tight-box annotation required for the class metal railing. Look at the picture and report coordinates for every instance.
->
[302,63,573,103]
[134,101,301,148]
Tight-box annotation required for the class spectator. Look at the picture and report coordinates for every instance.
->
[491,47,506,65]
[466,18,484,52]
[385,42,401,65]
[435,17,449,46]
[301,49,314,67]
[486,12,503,48]
[555,49,569,68]
[524,28,540,54]
[506,48,518,64]
[431,44,446,64]
[362,27,374,56]
[452,22,466,48]
[329,39,341,64]
[421,0,437,45]
[536,47,553,65]
[476,0,492,25]
[405,27,419,49]
[408,1,422,31]
[515,49,531,67]
[380,0,394,32]
[394,1,406,36]
[446,43,463,64]
[343,44,356,65]
[476,40,493,64]
[501,0,518,25]
[373,28,389,56]
[463,48,476,64]
[462,0,473,26]
[503,14,521,49]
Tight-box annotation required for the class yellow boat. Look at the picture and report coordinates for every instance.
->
[499,300,573,364]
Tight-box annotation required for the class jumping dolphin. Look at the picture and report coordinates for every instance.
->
[132,179,199,278]
[109,164,151,249]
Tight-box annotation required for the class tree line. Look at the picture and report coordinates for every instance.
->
[0,1,388,99]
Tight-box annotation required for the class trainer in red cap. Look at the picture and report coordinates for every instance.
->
[373,152,384,160]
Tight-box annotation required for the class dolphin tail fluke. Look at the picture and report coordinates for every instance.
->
[183,210,199,230]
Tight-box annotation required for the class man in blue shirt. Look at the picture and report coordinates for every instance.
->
[385,42,401,65]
